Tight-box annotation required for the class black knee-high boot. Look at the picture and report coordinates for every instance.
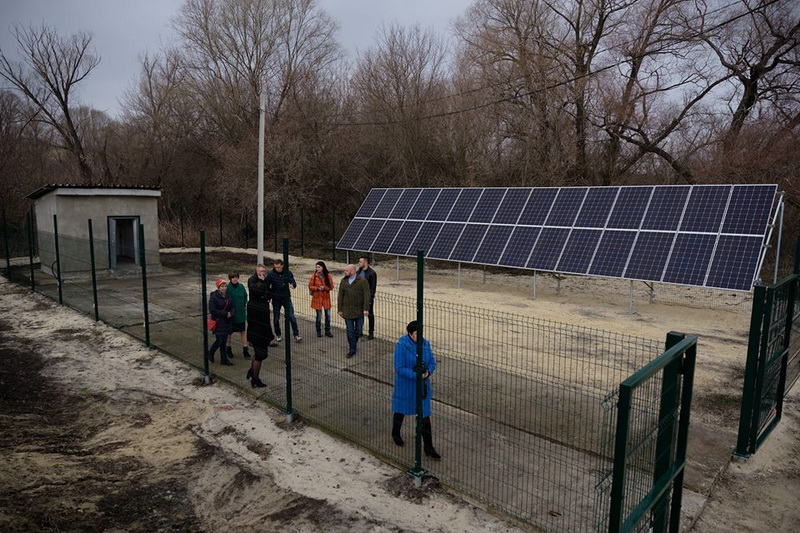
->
[392,413,404,446]
[422,417,441,460]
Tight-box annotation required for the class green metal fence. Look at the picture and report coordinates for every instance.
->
[735,241,800,458]
[608,332,697,533]
[1,221,697,532]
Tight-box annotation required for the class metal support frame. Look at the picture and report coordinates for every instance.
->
[88,220,99,322]
[139,224,151,347]
[283,238,298,422]
[407,250,429,486]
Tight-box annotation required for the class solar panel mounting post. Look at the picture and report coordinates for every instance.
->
[457,263,462,289]
[533,271,537,300]
[396,256,400,281]
[629,280,634,314]
[773,195,784,283]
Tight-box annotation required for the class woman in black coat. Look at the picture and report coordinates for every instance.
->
[208,279,234,365]
[245,264,275,387]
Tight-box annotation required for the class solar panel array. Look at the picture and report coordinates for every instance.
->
[338,185,778,291]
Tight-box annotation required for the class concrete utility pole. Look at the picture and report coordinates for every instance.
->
[257,92,265,265]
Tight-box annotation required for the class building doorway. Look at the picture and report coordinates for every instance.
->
[108,216,140,270]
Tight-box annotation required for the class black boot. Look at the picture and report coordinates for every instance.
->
[242,346,251,359]
[220,352,233,366]
[392,413,404,446]
[227,346,234,359]
[251,376,266,388]
[422,418,441,460]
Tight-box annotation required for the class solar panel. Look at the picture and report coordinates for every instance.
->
[557,229,603,274]
[576,187,618,227]
[426,189,461,221]
[680,185,730,233]
[545,188,587,227]
[390,189,422,219]
[339,184,778,291]
[607,187,652,229]
[428,223,465,259]
[387,221,422,256]
[641,186,690,231]
[408,189,440,220]
[494,189,532,224]
[470,189,506,223]
[589,231,637,277]
[528,227,570,271]
[371,219,404,253]
[372,189,403,218]
[474,225,514,265]
[625,232,675,281]
[450,224,489,262]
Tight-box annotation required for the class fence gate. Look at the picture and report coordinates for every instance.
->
[608,332,697,533]
[735,267,800,458]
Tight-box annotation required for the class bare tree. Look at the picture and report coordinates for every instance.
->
[349,23,450,188]
[455,0,575,185]
[694,0,800,150]
[0,24,100,184]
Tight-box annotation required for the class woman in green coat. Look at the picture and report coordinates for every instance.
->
[225,272,250,359]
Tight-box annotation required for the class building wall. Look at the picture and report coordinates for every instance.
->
[35,189,161,277]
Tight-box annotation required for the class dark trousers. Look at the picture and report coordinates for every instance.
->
[366,299,374,335]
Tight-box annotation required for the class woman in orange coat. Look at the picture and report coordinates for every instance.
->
[308,260,334,337]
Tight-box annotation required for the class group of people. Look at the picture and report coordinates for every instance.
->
[206,255,440,459]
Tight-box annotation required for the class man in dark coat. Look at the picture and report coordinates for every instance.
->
[267,259,301,342]
[357,255,377,339]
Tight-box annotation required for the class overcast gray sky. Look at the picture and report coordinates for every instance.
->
[0,0,470,118]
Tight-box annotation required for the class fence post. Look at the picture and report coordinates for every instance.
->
[27,212,35,291]
[88,220,100,322]
[300,208,304,258]
[200,230,210,382]
[180,207,185,248]
[652,332,685,532]
[138,224,151,347]
[282,237,297,421]
[331,209,336,261]
[608,382,633,532]
[408,250,428,486]
[735,284,767,458]
[2,208,10,274]
[53,214,63,305]
[273,206,278,253]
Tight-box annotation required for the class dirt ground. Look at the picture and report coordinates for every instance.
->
[1,248,799,532]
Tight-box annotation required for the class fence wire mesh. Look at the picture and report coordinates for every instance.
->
[2,225,677,532]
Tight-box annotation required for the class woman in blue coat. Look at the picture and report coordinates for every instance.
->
[208,279,235,366]
[391,320,440,460]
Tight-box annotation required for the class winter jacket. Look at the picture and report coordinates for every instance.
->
[392,334,437,417]
[247,272,270,303]
[227,280,247,324]
[267,268,296,304]
[337,275,371,319]
[308,272,334,311]
[209,290,235,336]
[357,266,377,301]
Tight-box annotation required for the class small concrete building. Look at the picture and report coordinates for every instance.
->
[27,185,162,277]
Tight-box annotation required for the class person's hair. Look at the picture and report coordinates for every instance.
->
[316,261,332,288]
[406,321,418,335]
[273,259,284,266]
[256,263,266,270]
[228,272,239,280]
[359,255,370,265]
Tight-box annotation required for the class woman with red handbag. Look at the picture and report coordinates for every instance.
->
[208,279,235,365]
